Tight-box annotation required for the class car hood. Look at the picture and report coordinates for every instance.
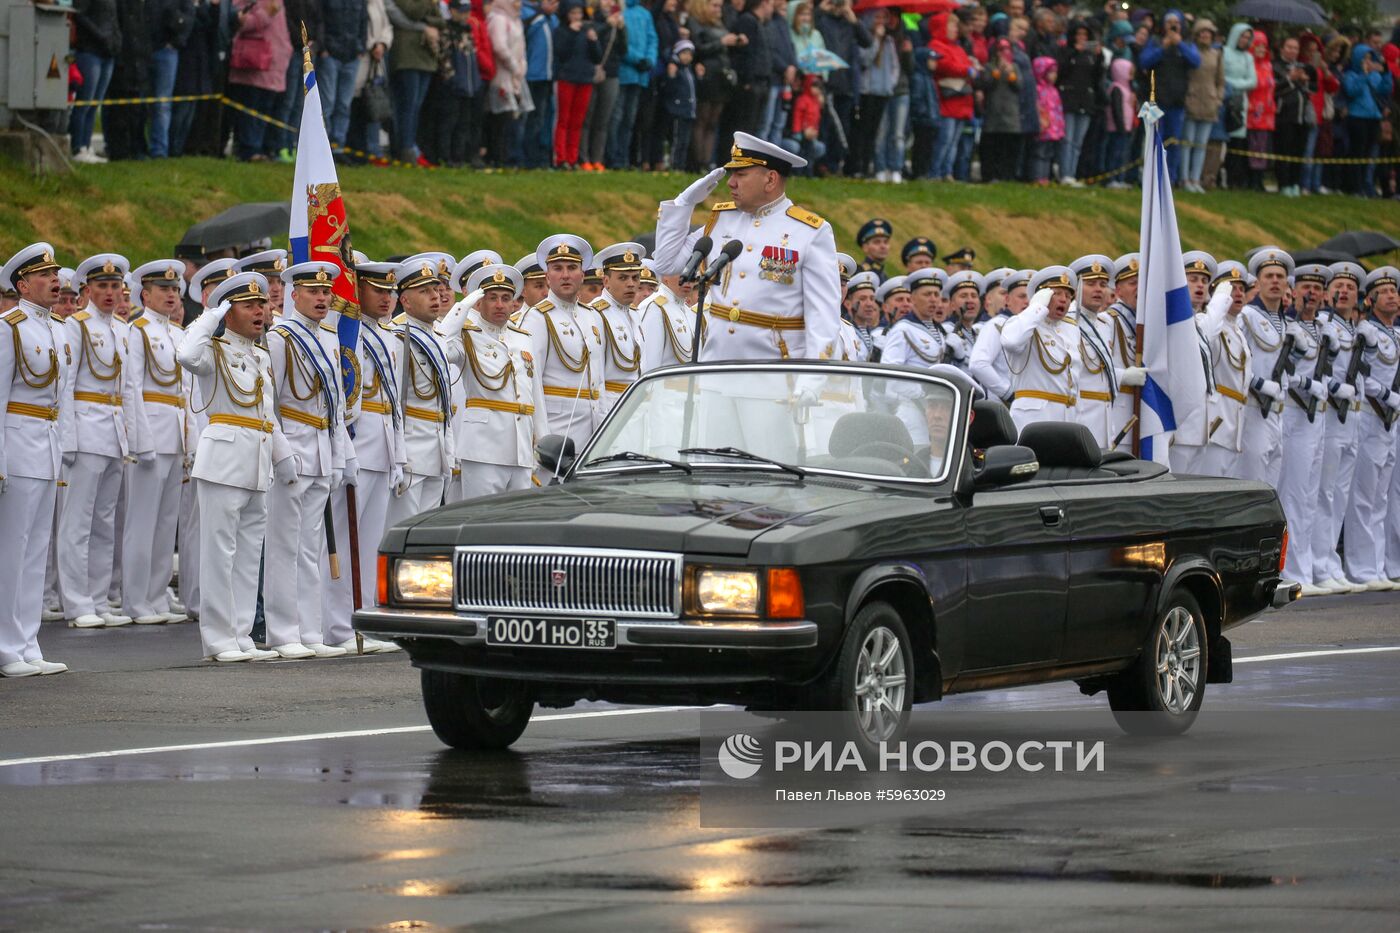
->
[392,472,901,556]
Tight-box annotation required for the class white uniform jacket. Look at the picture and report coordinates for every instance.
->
[0,301,68,482]
[443,309,549,469]
[1206,312,1253,452]
[355,318,407,475]
[266,312,349,478]
[62,309,128,458]
[637,286,697,372]
[592,293,644,413]
[393,317,455,479]
[514,292,605,443]
[123,310,188,456]
[968,313,1013,402]
[1001,305,1081,419]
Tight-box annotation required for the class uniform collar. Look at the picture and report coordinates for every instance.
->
[545,289,579,312]
[224,329,257,350]
[17,298,51,320]
[142,307,172,325]
[470,307,505,338]
[406,314,436,334]
[657,283,684,307]
[748,195,792,219]
[600,288,631,313]
[289,309,322,330]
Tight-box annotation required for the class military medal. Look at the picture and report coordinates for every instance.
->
[759,245,798,285]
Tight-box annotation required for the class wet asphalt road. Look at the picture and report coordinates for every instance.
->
[1,593,1399,931]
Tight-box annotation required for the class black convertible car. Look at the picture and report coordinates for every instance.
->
[355,362,1298,749]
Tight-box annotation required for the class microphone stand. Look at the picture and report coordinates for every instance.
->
[681,266,713,450]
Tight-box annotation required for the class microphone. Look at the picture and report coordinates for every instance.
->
[679,235,713,283]
[700,239,744,284]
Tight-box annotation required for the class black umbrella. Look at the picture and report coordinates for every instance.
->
[1228,0,1326,26]
[1318,230,1400,259]
[1291,248,1357,266]
[177,202,290,255]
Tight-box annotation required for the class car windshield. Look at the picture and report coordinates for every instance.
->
[578,366,961,483]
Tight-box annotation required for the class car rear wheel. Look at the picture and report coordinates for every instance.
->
[421,669,534,750]
[824,601,914,748]
[1108,590,1207,735]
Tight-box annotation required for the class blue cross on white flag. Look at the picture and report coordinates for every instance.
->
[1135,99,1207,466]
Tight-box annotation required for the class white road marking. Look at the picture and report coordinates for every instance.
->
[3,645,1397,769]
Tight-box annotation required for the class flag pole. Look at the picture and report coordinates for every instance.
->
[1131,73,1156,460]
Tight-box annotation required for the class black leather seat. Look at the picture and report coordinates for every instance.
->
[969,399,1017,450]
[829,412,915,458]
[1017,421,1117,481]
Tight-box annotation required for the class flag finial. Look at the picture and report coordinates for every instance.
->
[301,21,313,76]
[1149,70,1155,104]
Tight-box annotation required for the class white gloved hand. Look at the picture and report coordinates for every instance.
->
[1308,379,1328,401]
[1119,366,1148,388]
[676,167,726,207]
[273,455,298,486]
[394,471,410,497]
[1333,383,1356,401]
[1207,281,1234,316]
[794,387,819,407]
[1257,378,1284,401]
[1029,288,1053,311]
[207,300,232,322]
[1387,390,1400,411]
[343,457,359,488]
[438,292,482,335]
[1285,321,1308,343]
[136,450,155,465]
[389,464,404,489]
[330,466,344,491]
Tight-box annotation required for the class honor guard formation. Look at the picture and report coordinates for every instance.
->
[4,133,1400,677]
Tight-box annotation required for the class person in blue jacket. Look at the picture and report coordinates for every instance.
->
[1341,43,1393,197]
[1136,9,1200,183]
[608,0,658,168]
[522,0,560,168]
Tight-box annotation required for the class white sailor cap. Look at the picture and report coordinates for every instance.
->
[2,243,61,292]
[515,253,545,281]
[1248,246,1294,277]
[132,260,187,300]
[1292,263,1332,287]
[1002,269,1034,291]
[237,248,288,276]
[395,258,445,292]
[74,253,129,286]
[467,263,524,298]
[846,271,880,294]
[451,250,504,293]
[1182,250,1217,279]
[837,253,858,282]
[281,261,341,287]
[723,130,807,173]
[58,267,78,293]
[403,252,455,283]
[639,258,658,283]
[193,261,241,300]
[356,261,398,290]
[947,270,986,297]
[1070,255,1115,282]
[1213,260,1247,285]
[875,275,910,303]
[352,250,370,266]
[595,242,648,274]
[905,268,943,292]
[536,234,593,270]
[1328,262,1366,287]
[982,267,1015,291]
[210,271,271,306]
[1364,266,1399,295]
[1113,253,1140,282]
[1030,265,1077,294]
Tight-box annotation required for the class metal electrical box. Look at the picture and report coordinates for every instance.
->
[1,2,72,113]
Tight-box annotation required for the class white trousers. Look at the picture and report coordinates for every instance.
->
[1278,405,1326,583]
[44,482,62,611]
[1009,400,1074,439]
[1074,397,1113,449]
[385,472,445,530]
[1194,443,1242,479]
[1238,407,1283,489]
[321,486,355,646]
[1312,411,1359,583]
[57,451,123,618]
[196,480,266,657]
[178,475,201,614]
[355,468,392,609]
[122,452,182,618]
[109,469,126,605]
[1386,429,1400,580]
[1343,411,1398,584]
[0,477,57,665]
[264,472,331,648]
[1169,443,1210,476]
[459,461,534,501]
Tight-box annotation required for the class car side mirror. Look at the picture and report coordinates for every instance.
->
[536,434,576,477]
[974,444,1039,489]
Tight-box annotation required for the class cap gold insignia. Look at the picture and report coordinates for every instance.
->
[102,260,116,274]
[1091,262,1103,275]
[420,263,433,277]
[438,260,450,276]
[250,282,262,295]
[492,270,507,284]
[164,267,177,280]
[42,251,53,264]
[315,269,330,283]
[623,251,635,263]
[274,258,286,271]
[731,143,743,160]
[386,272,396,283]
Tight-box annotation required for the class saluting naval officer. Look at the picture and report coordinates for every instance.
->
[1066,255,1119,449]
[264,261,352,660]
[968,268,1032,404]
[637,264,698,372]
[176,273,286,662]
[1001,267,1081,435]
[1195,261,1254,480]
[589,242,649,415]
[515,235,606,450]
[843,271,880,362]
[237,249,288,321]
[0,244,71,677]
[121,259,193,625]
[1344,267,1400,591]
[439,263,549,498]
[941,270,980,370]
[652,132,841,362]
[56,254,132,629]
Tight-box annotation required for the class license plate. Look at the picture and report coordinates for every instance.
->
[486,616,616,650]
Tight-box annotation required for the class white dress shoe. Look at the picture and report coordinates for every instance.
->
[243,647,279,661]
[1299,583,1331,597]
[1363,579,1392,591]
[69,614,105,628]
[168,596,187,613]
[269,643,316,660]
[30,659,69,675]
[330,638,370,654]
[41,607,66,622]
[160,611,189,623]
[102,612,134,627]
[132,615,166,625]
[367,637,401,653]
[208,650,251,663]
[1,661,41,677]
[306,643,348,658]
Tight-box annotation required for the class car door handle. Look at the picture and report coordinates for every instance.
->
[1039,506,1064,527]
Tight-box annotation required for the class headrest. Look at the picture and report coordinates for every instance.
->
[828,412,914,458]
[1018,421,1103,469]
[969,399,1017,450]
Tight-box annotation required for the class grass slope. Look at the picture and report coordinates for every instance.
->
[2,157,1394,267]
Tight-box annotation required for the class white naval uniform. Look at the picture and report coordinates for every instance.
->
[1169,299,1228,474]
[880,316,949,446]
[1343,316,1400,585]
[1238,302,1291,488]
[319,308,367,648]
[941,320,973,372]
[56,308,128,620]
[515,292,605,450]
[1001,305,1081,437]
[1312,313,1364,583]
[385,317,454,528]
[592,292,644,417]
[637,285,696,373]
[1277,316,1329,584]
[443,309,548,499]
[265,312,349,649]
[835,319,868,362]
[349,318,406,608]
[0,301,68,666]
[1103,301,1137,450]
[1071,309,1117,449]
[121,309,189,620]
[968,313,1013,403]
[1195,311,1253,478]
[177,312,292,657]
[652,195,841,362]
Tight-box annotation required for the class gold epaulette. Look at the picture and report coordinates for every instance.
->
[463,321,482,332]
[653,295,667,306]
[786,205,824,229]
[704,202,737,237]
[508,309,524,324]
[508,324,530,335]
[534,299,554,313]
[133,317,150,329]
[72,310,91,323]
[590,298,610,312]
[2,309,26,326]
[212,335,227,344]
[320,322,336,333]
[711,201,737,212]
[392,312,407,325]
[377,319,395,331]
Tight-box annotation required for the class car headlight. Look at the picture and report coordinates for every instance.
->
[695,569,760,615]
[393,558,454,605]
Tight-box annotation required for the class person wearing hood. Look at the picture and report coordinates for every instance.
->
[977,37,1022,182]
[661,39,699,170]
[1031,55,1063,183]
[1181,18,1223,193]
[908,44,941,178]
[1245,30,1275,191]
[1272,34,1316,198]
[1055,19,1102,187]
[1102,55,1137,188]
[1221,22,1256,190]
[1341,43,1393,196]
[1297,31,1340,194]
[929,10,978,181]
[1136,9,1199,183]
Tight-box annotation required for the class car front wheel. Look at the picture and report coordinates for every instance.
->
[421,669,534,750]
[1108,590,1207,735]
[823,601,915,748]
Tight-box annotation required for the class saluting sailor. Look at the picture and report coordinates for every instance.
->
[1239,247,1306,489]
[589,242,649,415]
[439,263,549,498]
[1103,253,1149,448]
[176,272,287,663]
[1001,267,1082,435]
[237,249,288,321]
[968,268,1031,404]
[652,132,841,362]
[0,244,71,677]
[515,235,605,449]
[264,261,352,660]
[1064,256,1119,449]
[1195,261,1254,480]
[56,254,132,629]
[637,266,698,373]
[1344,267,1400,591]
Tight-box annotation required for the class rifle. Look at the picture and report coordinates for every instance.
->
[1304,323,1336,423]
[1258,332,1296,417]
[1384,353,1400,432]
[1335,336,1369,425]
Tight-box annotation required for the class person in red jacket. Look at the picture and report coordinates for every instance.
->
[928,11,978,180]
[1298,31,1338,194]
[781,73,826,173]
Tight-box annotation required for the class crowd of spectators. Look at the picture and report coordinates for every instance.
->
[63,0,1400,196]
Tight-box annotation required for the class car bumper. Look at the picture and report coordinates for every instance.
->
[1271,581,1302,608]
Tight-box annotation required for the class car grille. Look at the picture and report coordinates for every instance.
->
[455,547,683,619]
